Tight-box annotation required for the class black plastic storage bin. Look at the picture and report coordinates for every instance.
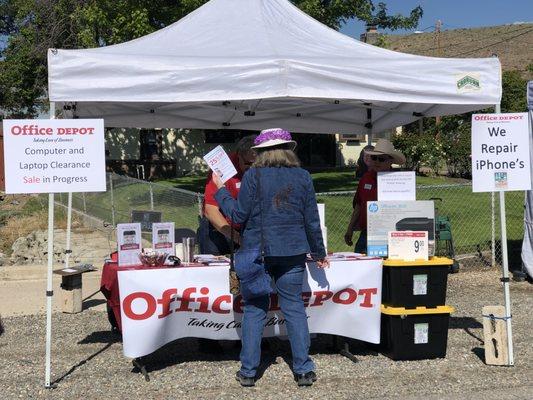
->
[382,257,452,308]
[380,305,454,360]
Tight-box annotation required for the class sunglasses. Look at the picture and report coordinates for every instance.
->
[370,155,391,162]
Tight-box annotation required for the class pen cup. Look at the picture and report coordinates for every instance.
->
[182,237,195,263]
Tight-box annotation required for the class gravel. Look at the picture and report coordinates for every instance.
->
[0,266,531,399]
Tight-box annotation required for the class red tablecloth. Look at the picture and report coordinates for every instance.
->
[100,252,205,331]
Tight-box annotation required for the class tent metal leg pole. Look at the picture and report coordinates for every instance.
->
[65,193,72,269]
[45,193,56,388]
[498,190,514,365]
[491,193,496,267]
[495,103,514,366]
[45,101,57,389]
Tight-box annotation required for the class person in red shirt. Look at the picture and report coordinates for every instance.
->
[344,139,405,253]
[199,135,257,255]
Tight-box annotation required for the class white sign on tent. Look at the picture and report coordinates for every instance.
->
[471,113,531,192]
[2,119,106,194]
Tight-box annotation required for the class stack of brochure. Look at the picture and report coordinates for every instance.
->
[327,252,365,261]
[195,254,231,266]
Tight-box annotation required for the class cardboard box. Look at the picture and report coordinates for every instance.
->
[367,201,435,257]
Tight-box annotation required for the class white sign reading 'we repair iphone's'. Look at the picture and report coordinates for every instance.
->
[471,113,531,192]
[2,119,106,194]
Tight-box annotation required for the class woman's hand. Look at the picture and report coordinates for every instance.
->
[212,172,225,189]
[316,258,330,269]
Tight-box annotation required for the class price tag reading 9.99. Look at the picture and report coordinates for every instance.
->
[388,231,429,261]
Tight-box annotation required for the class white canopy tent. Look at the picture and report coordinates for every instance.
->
[48,0,501,133]
[43,0,509,388]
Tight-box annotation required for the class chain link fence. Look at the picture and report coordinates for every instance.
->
[56,174,526,269]
[57,173,202,233]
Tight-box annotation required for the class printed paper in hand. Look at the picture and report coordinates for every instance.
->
[203,145,237,184]
[152,222,175,256]
[117,223,142,266]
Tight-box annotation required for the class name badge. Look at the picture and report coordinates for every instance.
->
[236,182,241,189]
[364,184,372,190]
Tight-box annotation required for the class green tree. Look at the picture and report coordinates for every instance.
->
[500,70,527,113]
[0,0,423,117]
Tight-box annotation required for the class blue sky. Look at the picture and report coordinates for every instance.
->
[340,0,533,38]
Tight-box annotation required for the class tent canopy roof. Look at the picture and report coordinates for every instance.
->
[48,0,501,133]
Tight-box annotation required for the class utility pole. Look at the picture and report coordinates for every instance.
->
[435,19,442,57]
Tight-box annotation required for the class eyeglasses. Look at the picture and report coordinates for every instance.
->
[370,155,391,162]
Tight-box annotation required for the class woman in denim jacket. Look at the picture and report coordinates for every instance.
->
[214,128,328,387]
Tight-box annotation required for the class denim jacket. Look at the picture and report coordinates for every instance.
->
[214,167,326,259]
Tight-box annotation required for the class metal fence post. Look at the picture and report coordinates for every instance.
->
[197,193,203,217]
[149,183,154,211]
[82,192,87,213]
[109,173,116,227]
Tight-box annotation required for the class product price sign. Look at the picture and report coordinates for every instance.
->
[377,171,416,201]
[387,231,428,261]
[2,119,106,194]
[471,113,531,192]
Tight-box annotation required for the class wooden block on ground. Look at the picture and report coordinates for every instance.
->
[482,305,509,365]
[60,274,83,314]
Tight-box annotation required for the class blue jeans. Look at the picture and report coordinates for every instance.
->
[239,260,315,377]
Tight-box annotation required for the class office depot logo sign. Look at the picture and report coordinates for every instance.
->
[117,262,383,358]
[9,124,96,136]
[122,286,379,321]
[2,119,106,194]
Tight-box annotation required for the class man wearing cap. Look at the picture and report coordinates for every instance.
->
[344,139,406,253]
[199,135,257,255]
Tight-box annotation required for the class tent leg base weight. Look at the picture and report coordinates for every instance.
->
[44,383,58,389]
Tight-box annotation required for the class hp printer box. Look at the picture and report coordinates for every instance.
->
[367,201,435,257]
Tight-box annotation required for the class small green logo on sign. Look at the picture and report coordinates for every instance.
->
[457,75,481,91]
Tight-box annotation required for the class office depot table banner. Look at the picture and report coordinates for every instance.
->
[118,259,382,358]
[2,119,106,194]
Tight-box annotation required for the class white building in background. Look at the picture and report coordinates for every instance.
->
[104,128,394,179]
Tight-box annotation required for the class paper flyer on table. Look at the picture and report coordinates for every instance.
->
[117,223,142,266]
[203,145,237,184]
[152,222,175,256]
